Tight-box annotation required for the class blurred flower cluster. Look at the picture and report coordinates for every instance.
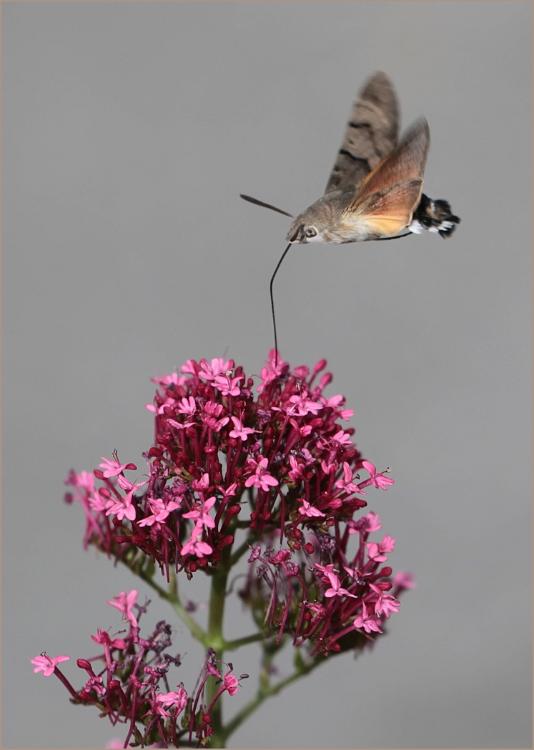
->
[32,590,243,747]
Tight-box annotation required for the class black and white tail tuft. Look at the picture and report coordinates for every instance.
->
[410,193,461,238]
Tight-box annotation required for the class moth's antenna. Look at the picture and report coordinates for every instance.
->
[240,193,294,218]
[270,225,302,367]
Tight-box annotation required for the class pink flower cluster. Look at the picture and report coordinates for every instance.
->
[242,536,413,656]
[31,591,242,747]
[65,351,411,653]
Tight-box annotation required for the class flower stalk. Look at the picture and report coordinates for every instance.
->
[205,549,232,746]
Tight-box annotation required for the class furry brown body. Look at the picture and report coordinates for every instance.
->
[286,72,459,244]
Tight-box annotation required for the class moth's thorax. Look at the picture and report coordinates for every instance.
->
[287,191,366,244]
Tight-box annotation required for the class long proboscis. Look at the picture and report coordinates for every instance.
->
[240,193,294,218]
[243,190,412,365]
[240,192,297,366]
[270,225,303,367]
[270,242,291,367]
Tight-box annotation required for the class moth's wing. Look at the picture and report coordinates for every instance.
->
[343,118,430,237]
[345,180,425,237]
[324,71,400,195]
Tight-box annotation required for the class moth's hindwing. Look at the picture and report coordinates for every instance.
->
[344,118,430,237]
[343,180,423,238]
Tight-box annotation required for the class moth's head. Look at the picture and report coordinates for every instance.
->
[286,221,322,244]
[287,204,331,243]
[286,195,345,244]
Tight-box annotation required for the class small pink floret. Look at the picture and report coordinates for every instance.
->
[362,460,395,489]
[229,416,256,441]
[183,496,216,529]
[245,456,279,492]
[99,457,127,477]
[332,430,352,446]
[223,673,240,696]
[181,523,213,558]
[298,499,325,518]
[353,603,383,634]
[107,590,139,629]
[31,653,70,677]
[155,687,188,715]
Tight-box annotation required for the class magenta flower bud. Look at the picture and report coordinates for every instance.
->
[313,358,328,375]
[375,581,392,591]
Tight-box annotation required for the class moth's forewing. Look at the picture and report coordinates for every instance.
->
[343,118,430,237]
[324,71,399,195]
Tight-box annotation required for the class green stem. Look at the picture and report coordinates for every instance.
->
[221,657,323,743]
[118,543,325,747]
[228,539,251,566]
[118,554,208,647]
[224,632,265,651]
[205,549,232,747]
[169,593,208,646]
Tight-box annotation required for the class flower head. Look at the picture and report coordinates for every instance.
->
[33,595,241,747]
[66,351,409,655]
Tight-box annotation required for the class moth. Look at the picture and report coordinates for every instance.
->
[240,71,460,355]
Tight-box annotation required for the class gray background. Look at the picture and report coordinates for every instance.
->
[3,1,532,747]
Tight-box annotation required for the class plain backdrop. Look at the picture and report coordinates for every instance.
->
[3,1,532,747]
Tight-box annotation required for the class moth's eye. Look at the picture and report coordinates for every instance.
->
[305,226,318,238]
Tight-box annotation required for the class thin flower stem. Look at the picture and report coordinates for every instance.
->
[205,547,232,747]
[223,632,265,651]
[221,658,324,743]
[169,597,208,647]
[228,538,251,566]
[118,554,208,647]
[53,667,79,700]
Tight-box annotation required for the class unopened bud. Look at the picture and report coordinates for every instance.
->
[313,358,327,375]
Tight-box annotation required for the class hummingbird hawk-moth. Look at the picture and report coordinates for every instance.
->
[240,71,460,356]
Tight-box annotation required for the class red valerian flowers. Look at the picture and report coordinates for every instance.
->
[65,351,410,656]
[35,351,413,747]
[31,592,242,747]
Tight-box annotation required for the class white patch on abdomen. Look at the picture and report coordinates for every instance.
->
[408,219,424,234]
